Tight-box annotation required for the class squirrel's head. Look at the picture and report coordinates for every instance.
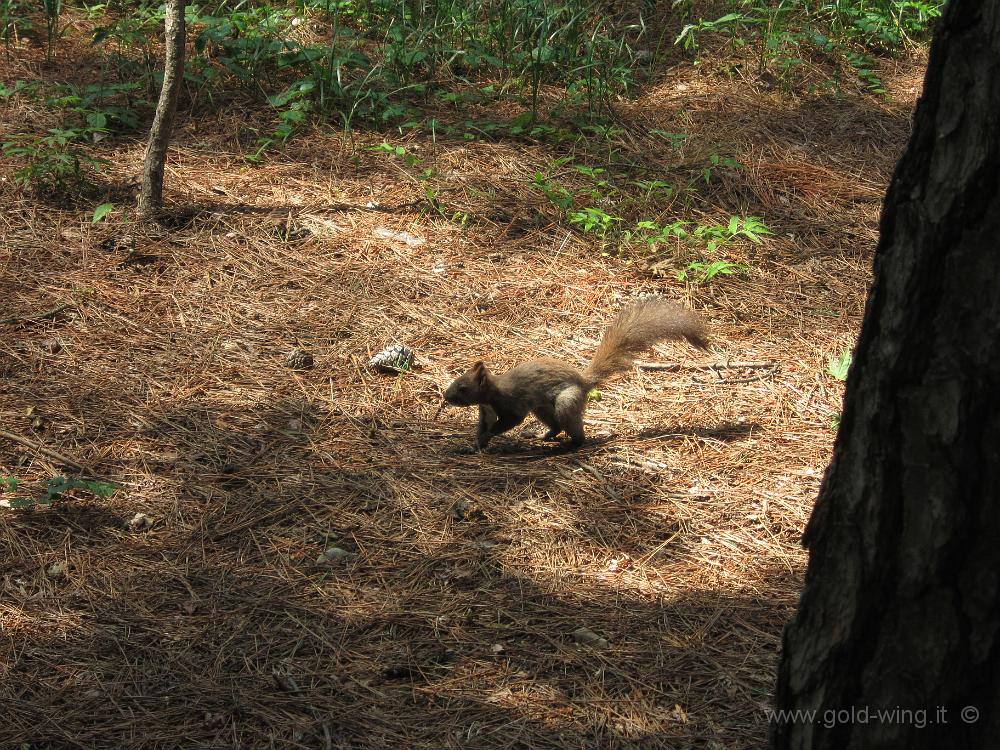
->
[443,361,491,406]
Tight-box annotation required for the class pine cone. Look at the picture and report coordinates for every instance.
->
[368,343,414,374]
[285,348,314,370]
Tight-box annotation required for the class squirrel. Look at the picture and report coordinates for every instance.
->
[443,297,708,450]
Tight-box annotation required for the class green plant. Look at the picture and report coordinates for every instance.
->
[693,215,772,250]
[92,3,165,90]
[1,475,118,510]
[92,202,114,222]
[0,79,35,99]
[568,206,621,236]
[370,141,422,167]
[1,0,34,50]
[676,260,748,283]
[826,349,853,381]
[93,0,653,155]
[675,12,748,51]
[632,179,674,200]
[251,77,317,158]
[2,129,108,194]
[844,49,886,94]
[43,0,62,61]
[650,130,689,149]
[822,0,943,48]
[632,219,691,246]
[47,82,147,133]
[533,172,574,210]
[702,153,743,184]
[673,0,944,94]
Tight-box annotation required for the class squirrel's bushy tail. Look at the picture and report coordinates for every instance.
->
[583,298,708,384]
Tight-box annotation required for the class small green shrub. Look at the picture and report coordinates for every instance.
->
[1,475,118,510]
[568,206,621,236]
[2,129,108,194]
[677,260,748,284]
[674,0,944,94]
[1,0,34,47]
[533,172,574,210]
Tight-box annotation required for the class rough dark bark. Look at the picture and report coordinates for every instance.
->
[771,2,1000,748]
[138,0,186,218]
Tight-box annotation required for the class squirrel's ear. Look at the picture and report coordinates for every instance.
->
[471,360,488,383]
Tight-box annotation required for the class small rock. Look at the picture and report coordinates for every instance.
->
[126,512,153,532]
[99,234,136,254]
[572,626,609,649]
[300,216,342,236]
[317,546,355,564]
[285,348,314,370]
[374,227,425,247]
[46,561,67,578]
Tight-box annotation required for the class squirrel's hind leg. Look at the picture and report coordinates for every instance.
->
[561,413,586,448]
[554,387,587,448]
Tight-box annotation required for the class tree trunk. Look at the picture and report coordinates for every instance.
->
[771,1,1000,748]
[138,0,186,218]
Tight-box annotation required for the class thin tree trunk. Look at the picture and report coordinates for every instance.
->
[772,1,1000,748]
[139,0,186,218]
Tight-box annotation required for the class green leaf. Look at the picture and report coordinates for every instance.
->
[46,476,72,500]
[86,112,107,130]
[78,479,118,498]
[92,202,114,223]
[826,350,853,381]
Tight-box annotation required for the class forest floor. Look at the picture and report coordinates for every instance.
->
[1,16,925,750]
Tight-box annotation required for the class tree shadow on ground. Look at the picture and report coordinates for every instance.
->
[1,378,793,748]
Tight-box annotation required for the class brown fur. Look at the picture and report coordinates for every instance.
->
[444,298,708,450]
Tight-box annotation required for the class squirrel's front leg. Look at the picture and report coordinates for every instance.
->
[476,405,499,450]
[476,406,526,450]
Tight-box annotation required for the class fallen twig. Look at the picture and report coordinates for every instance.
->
[637,359,779,372]
[0,303,73,326]
[0,428,88,472]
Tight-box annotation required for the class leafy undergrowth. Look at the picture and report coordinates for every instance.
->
[0,5,925,748]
